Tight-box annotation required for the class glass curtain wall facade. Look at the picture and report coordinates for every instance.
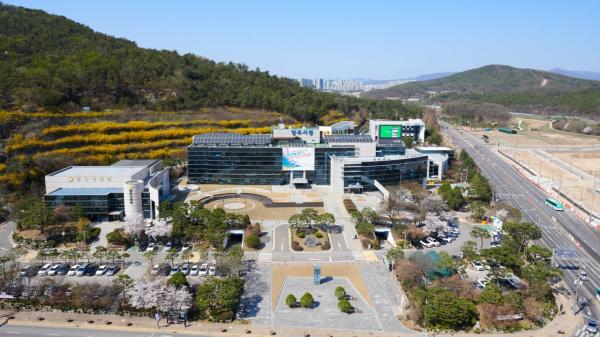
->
[342,157,428,191]
[45,192,150,220]
[45,192,124,220]
[188,145,355,185]
[188,146,288,185]
[376,145,406,157]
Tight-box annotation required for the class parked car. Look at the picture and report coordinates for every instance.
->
[426,237,441,247]
[181,243,191,252]
[181,263,191,275]
[56,263,70,275]
[500,277,520,289]
[474,279,488,289]
[96,265,108,276]
[586,319,598,334]
[151,264,160,275]
[169,265,180,276]
[437,233,453,243]
[106,265,120,276]
[76,263,90,277]
[208,265,216,276]
[199,263,208,276]
[47,263,61,276]
[38,263,52,276]
[67,265,79,276]
[146,242,157,252]
[190,264,199,276]
[490,240,501,248]
[163,242,172,252]
[472,260,485,271]
[84,264,98,276]
[20,264,40,277]
[420,240,434,248]
[579,270,589,281]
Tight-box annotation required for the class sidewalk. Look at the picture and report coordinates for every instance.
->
[1,309,421,337]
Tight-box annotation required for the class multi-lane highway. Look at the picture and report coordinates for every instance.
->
[442,122,600,320]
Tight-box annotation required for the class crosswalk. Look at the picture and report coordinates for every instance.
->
[574,323,599,337]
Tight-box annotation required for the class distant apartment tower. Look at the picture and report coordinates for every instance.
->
[300,79,314,88]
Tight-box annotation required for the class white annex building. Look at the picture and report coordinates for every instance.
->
[44,160,170,220]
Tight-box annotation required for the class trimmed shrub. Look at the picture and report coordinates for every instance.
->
[296,231,306,239]
[300,292,314,308]
[244,234,260,249]
[168,271,188,287]
[338,299,354,313]
[315,232,323,239]
[285,294,297,308]
[291,241,303,251]
[335,286,346,300]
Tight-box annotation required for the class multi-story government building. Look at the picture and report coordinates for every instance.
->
[44,160,170,221]
[188,119,448,193]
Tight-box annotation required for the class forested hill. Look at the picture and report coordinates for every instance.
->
[365,65,600,99]
[0,4,417,122]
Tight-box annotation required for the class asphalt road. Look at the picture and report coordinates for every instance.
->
[0,324,213,337]
[442,122,600,320]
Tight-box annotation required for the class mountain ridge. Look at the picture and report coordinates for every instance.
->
[0,3,416,122]
[365,64,600,99]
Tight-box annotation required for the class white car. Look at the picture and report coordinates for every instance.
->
[199,263,208,276]
[420,240,434,248]
[472,260,485,271]
[169,265,180,276]
[426,237,441,247]
[190,264,199,276]
[47,263,61,276]
[67,265,79,276]
[579,270,589,281]
[146,242,157,252]
[95,265,108,276]
[208,265,216,276]
[474,278,488,289]
[38,263,52,276]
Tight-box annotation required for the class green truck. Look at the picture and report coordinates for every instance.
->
[498,127,517,134]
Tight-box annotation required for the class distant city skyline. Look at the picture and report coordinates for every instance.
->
[5,0,600,79]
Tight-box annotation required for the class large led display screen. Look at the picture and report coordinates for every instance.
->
[282,147,315,171]
[379,125,402,139]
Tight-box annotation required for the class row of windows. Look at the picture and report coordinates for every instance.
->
[188,146,354,185]
[342,158,428,191]
[45,192,151,219]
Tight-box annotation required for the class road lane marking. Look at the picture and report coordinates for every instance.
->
[6,332,21,335]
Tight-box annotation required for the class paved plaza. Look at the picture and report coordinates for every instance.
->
[273,276,381,331]
[359,263,412,332]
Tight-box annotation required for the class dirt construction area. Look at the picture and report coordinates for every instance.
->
[467,115,600,217]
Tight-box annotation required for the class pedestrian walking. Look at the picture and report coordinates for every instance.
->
[155,312,161,329]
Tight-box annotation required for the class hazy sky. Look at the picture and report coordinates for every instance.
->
[6,0,600,79]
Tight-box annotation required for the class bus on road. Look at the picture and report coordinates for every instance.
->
[545,198,564,211]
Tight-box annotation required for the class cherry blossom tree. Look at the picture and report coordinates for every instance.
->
[126,279,192,312]
[145,219,172,238]
[124,213,145,236]
[127,278,162,309]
